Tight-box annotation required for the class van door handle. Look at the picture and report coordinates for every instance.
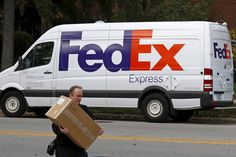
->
[44,71,52,74]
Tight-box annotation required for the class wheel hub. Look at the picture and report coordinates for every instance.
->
[147,100,163,117]
[5,97,20,113]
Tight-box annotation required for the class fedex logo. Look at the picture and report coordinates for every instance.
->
[59,30,185,72]
[213,42,231,59]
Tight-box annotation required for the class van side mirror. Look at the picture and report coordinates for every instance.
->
[17,56,26,70]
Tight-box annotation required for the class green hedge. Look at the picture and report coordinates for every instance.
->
[0,31,33,69]
[0,33,2,66]
[14,31,34,61]
[234,83,236,99]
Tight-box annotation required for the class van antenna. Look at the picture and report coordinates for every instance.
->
[95,20,105,24]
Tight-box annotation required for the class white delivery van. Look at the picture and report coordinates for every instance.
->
[0,21,234,122]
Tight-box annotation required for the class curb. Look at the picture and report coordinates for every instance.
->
[1,111,236,124]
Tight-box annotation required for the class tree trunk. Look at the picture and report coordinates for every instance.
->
[1,0,15,71]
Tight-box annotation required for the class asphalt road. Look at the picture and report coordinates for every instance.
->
[0,117,236,157]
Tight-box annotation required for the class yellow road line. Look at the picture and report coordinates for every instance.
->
[0,130,54,137]
[101,134,236,145]
[0,130,236,145]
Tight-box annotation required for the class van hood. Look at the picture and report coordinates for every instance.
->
[0,66,15,76]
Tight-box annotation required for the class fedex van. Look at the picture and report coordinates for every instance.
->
[0,21,234,122]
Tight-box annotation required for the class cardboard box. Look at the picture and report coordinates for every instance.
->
[45,95,102,150]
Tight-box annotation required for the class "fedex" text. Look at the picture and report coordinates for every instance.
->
[59,30,185,72]
[213,42,231,59]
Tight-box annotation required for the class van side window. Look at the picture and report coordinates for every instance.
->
[23,42,54,68]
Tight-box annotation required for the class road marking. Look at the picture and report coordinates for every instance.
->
[1,130,236,145]
[0,130,54,137]
[100,134,236,145]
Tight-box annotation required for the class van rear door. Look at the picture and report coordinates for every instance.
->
[211,24,234,105]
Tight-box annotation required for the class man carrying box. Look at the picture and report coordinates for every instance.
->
[51,85,104,157]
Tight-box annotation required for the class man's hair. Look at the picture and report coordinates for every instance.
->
[69,85,83,95]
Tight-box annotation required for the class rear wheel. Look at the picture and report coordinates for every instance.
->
[0,91,26,117]
[170,110,193,122]
[141,93,169,122]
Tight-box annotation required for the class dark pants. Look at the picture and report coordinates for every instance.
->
[55,144,88,157]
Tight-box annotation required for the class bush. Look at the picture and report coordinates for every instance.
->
[0,31,33,69]
[0,33,2,68]
[14,31,34,62]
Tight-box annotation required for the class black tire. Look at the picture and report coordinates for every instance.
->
[141,93,170,122]
[170,110,193,122]
[0,91,26,117]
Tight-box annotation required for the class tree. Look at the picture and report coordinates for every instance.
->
[103,0,149,22]
[33,0,55,34]
[230,28,236,69]
[92,0,213,22]
[16,0,55,34]
[146,0,213,21]
[1,0,15,71]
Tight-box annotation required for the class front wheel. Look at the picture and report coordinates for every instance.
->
[0,91,26,117]
[141,93,170,122]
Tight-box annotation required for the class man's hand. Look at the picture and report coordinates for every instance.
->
[59,126,69,134]
[99,127,104,136]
